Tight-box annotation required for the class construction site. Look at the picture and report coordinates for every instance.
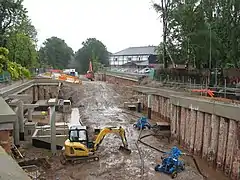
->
[0,71,239,180]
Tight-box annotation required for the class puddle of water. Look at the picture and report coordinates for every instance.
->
[69,108,82,125]
[102,107,122,116]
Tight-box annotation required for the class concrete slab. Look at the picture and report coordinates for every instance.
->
[48,98,57,106]
[0,146,31,180]
[23,104,40,109]
[35,100,48,106]
[0,97,16,123]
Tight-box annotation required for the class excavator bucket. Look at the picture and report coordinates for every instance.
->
[119,146,131,155]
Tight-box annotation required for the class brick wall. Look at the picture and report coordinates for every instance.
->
[0,130,13,153]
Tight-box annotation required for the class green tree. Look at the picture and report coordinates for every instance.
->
[153,0,240,69]
[75,38,109,73]
[7,32,38,68]
[0,47,30,80]
[38,37,74,69]
[0,0,27,46]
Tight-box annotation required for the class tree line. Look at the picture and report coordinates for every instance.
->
[0,0,110,80]
[153,0,240,69]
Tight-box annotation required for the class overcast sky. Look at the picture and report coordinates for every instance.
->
[23,0,162,53]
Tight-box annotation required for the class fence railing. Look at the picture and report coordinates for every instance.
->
[104,69,240,100]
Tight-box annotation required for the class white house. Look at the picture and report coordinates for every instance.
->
[109,46,157,68]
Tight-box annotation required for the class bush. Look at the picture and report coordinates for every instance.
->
[0,47,31,80]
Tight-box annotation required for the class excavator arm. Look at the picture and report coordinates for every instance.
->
[93,126,131,154]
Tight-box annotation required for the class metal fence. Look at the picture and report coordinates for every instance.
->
[0,71,11,83]
[105,69,240,100]
[153,74,240,100]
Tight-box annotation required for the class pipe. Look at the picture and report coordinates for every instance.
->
[137,131,208,179]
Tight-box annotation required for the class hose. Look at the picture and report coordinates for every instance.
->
[135,127,144,180]
[185,154,208,179]
[137,132,208,179]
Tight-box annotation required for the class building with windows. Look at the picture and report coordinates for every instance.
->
[109,46,158,68]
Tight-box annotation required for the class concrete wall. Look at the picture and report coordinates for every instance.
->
[22,85,59,102]
[97,73,139,86]
[32,128,67,149]
[133,86,240,180]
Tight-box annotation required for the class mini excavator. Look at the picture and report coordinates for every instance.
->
[61,125,131,164]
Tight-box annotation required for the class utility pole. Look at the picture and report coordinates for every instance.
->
[209,24,212,70]
[161,0,167,68]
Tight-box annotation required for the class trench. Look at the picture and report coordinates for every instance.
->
[7,80,235,180]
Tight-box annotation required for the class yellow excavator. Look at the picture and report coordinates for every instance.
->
[60,125,131,164]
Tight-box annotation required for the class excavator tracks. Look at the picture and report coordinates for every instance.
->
[60,155,99,165]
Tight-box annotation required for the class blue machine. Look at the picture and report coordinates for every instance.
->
[155,146,185,178]
[133,116,151,130]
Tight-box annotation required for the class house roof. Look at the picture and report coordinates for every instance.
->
[113,46,157,56]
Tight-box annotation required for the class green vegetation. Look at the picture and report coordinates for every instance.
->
[153,1,240,69]
[75,38,109,73]
[38,37,74,69]
[0,0,37,81]
[0,47,30,80]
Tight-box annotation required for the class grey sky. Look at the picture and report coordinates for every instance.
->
[23,0,163,53]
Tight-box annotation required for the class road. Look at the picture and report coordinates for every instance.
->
[40,81,203,180]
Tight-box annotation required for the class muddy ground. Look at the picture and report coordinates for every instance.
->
[21,81,229,180]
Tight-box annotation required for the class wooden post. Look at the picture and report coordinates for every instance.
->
[147,94,152,119]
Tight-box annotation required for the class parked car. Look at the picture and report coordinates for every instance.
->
[139,68,150,74]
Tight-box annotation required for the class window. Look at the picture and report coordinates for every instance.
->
[127,57,132,61]
[69,130,87,142]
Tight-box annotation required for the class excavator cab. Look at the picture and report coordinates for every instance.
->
[68,125,94,149]
[61,125,131,165]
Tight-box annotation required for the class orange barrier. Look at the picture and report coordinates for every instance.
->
[191,89,214,97]
[57,74,82,84]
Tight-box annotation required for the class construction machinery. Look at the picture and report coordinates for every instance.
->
[58,99,72,113]
[85,60,94,81]
[60,125,131,164]
[133,116,151,130]
[155,146,185,178]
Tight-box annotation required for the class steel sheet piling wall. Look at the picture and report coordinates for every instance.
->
[133,89,239,180]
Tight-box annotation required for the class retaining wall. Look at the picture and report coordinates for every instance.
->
[132,86,240,180]
[97,73,139,86]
